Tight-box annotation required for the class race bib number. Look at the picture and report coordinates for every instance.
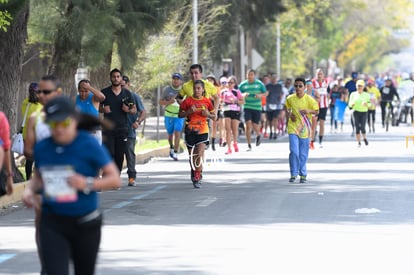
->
[40,165,77,203]
[318,87,328,95]
[383,87,390,95]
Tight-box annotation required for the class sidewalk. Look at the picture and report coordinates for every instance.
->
[0,116,170,208]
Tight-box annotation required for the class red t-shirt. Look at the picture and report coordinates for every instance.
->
[180,96,214,134]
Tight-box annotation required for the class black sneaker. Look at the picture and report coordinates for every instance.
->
[246,144,252,151]
[256,135,262,146]
[269,132,273,139]
[193,181,201,189]
[364,138,368,146]
[299,176,307,184]
[289,176,296,183]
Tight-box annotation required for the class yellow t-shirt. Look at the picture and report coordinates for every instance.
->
[179,79,217,99]
[21,98,43,139]
[285,94,319,138]
[367,86,381,110]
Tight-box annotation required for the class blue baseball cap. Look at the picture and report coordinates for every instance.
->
[172,73,183,80]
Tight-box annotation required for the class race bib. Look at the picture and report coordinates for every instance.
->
[40,165,77,203]
[318,87,328,95]
[268,104,278,110]
[383,87,390,95]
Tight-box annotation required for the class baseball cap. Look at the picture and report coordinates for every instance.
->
[351,72,358,79]
[356,79,365,87]
[29,82,39,93]
[122,75,130,83]
[206,74,216,80]
[172,73,183,80]
[44,96,77,123]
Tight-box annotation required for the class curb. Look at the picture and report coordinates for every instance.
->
[0,145,173,209]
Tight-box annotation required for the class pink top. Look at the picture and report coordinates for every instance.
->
[221,88,243,112]
[0,112,11,150]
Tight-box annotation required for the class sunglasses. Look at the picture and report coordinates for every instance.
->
[294,84,304,88]
[48,117,72,129]
[228,81,235,84]
[36,89,55,95]
[221,82,227,84]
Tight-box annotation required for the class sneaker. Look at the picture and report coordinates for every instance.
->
[256,135,262,146]
[310,141,315,150]
[233,142,239,152]
[289,176,297,183]
[299,176,307,184]
[364,138,368,146]
[193,181,201,188]
[246,144,252,151]
[193,171,202,188]
[269,132,273,139]
[319,143,323,148]
[172,152,178,161]
[273,134,277,140]
[264,133,269,138]
[169,148,174,159]
[128,178,137,187]
[358,142,361,147]
[225,148,232,154]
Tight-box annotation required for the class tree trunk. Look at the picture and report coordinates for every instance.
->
[89,51,113,90]
[47,1,82,97]
[0,0,29,183]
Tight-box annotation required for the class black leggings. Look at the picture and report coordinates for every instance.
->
[40,212,102,275]
[353,111,367,135]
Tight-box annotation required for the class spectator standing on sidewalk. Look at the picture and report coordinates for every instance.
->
[159,73,185,160]
[75,79,106,144]
[101,68,137,175]
[0,111,13,196]
[179,80,216,188]
[285,77,319,184]
[121,75,146,186]
[22,83,43,180]
[239,69,267,151]
[22,96,120,275]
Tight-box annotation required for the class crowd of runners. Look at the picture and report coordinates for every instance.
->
[0,64,412,274]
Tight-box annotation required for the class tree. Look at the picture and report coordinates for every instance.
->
[0,0,29,182]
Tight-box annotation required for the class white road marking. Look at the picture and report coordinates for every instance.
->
[196,197,217,207]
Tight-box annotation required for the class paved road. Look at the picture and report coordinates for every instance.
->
[1,120,414,275]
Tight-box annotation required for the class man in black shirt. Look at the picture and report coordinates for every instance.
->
[101,68,137,174]
[380,78,400,128]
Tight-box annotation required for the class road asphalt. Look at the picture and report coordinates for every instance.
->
[1,116,414,275]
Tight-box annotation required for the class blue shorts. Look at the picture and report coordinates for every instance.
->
[164,116,184,134]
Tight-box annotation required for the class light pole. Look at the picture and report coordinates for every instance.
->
[193,0,198,64]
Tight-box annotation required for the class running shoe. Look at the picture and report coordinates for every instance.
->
[256,135,262,146]
[128,178,137,187]
[310,141,315,150]
[169,148,174,159]
[246,144,252,151]
[364,138,368,146]
[358,141,361,147]
[233,142,239,152]
[289,176,297,183]
[225,148,232,155]
[299,176,307,184]
[264,132,269,138]
[172,152,178,161]
[193,171,202,188]
[269,132,273,139]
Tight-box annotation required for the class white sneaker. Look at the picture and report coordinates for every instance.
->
[172,152,178,161]
[169,149,174,159]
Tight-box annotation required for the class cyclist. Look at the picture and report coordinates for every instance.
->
[380,78,400,128]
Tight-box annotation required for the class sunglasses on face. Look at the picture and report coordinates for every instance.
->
[36,89,55,95]
[48,117,72,129]
[228,81,235,84]
[294,84,304,88]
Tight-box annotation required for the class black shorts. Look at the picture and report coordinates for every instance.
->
[185,132,209,148]
[318,107,328,121]
[244,108,261,124]
[266,110,281,121]
[224,110,241,120]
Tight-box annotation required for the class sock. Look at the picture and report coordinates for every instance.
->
[319,136,323,144]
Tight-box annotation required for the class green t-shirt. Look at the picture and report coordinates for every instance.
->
[348,91,371,112]
[285,93,319,138]
[239,79,266,111]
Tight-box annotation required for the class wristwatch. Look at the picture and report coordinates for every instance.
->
[83,177,94,195]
